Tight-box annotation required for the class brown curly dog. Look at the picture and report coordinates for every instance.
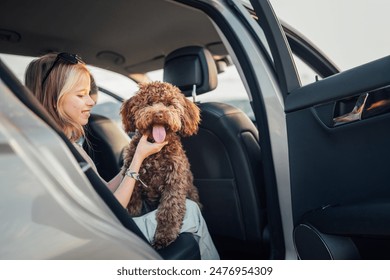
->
[120,81,201,249]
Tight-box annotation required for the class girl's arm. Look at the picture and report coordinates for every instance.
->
[107,135,167,208]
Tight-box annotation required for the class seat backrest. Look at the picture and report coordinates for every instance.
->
[84,114,129,182]
[164,46,268,259]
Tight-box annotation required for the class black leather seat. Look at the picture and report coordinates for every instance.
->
[84,114,129,182]
[163,46,269,259]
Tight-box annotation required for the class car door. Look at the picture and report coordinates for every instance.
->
[249,0,390,259]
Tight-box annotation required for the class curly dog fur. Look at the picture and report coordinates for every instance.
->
[120,81,201,249]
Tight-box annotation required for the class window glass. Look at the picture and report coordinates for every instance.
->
[0,53,34,82]
[0,53,137,126]
[146,64,254,122]
[91,93,122,126]
[196,65,254,121]
[88,66,138,99]
[292,54,323,86]
[87,66,138,126]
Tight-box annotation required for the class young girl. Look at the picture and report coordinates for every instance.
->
[24,52,219,260]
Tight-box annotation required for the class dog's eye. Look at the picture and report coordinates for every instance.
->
[163,102,174,109]
[169,99,180,107]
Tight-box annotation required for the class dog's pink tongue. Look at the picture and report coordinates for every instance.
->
[152,125,166,143]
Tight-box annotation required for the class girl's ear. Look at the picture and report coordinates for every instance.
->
[120,97,137,133]
[180,96,201,137]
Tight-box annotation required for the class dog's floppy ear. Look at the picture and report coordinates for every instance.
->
[120,96,137,133]
[180,96,201,137]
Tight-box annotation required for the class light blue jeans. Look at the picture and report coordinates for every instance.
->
[133,199,220,260]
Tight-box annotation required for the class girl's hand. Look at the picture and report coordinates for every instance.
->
[114,134,167,207]
[134,134,168,160]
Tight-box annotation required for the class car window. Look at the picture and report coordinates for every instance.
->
[0,53,34,82]
[0,52,318,126]
[91,93,123,126]
[147,64,255,122]
[292,54,323,86]
[88,66,138,99]
[196,65,254,121]
[0,53,136,127]
[88,66,138,126]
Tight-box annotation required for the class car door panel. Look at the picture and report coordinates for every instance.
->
[285,56,390,259]
[294,201,390,260]
[285,56,390,112]
[300,202,390,237]
[249,0,390,259]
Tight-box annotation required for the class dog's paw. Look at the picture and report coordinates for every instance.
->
[152,234,177,249]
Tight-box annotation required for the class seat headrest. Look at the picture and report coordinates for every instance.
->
[163,46,218,97]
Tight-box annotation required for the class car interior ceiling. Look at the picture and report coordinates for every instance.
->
[0,0,228,77]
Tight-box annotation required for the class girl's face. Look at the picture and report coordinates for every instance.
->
[61,74,95,126]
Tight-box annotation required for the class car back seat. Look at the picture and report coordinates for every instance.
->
[83,114,129,182]
[163,46,269,259]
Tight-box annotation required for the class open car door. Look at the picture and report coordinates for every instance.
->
[287,57,390,260]
[250,0,390,259]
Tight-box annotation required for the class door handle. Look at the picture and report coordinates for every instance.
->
[333,86,390,126]
[333,93,368,126]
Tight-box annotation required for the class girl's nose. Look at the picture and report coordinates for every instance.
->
[87,95,96,106]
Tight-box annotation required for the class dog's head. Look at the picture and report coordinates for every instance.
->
[120,81,200,142]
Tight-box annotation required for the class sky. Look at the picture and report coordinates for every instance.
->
[269,0,390,71]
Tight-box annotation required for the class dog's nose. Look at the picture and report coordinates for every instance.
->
[154,112,163,120]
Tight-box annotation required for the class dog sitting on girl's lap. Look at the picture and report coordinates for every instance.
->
[120,81,201,249]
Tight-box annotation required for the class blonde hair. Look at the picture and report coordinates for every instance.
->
[25,53,91,141]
